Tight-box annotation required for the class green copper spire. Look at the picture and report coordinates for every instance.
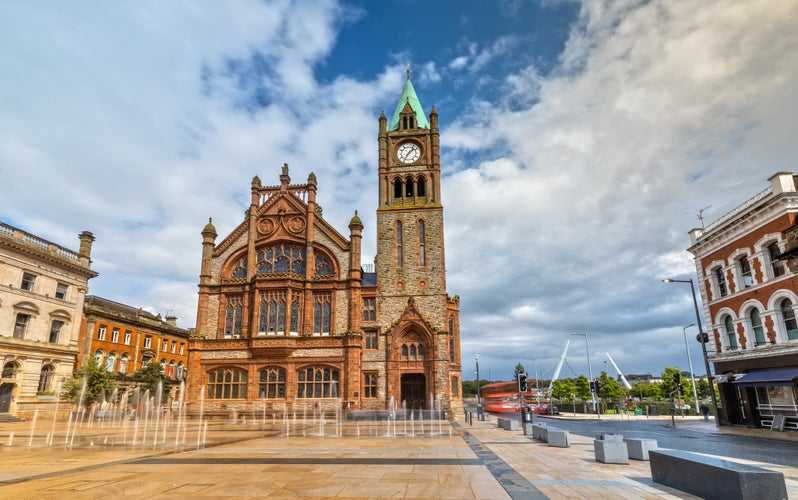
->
[388,67,430,131]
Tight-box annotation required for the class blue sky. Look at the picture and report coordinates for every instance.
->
[2,0,797,382]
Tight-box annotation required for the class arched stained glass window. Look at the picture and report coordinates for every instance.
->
[257,244,306,275]
[259,367,286,398]
[315,254,334,276]
[313,293,331,335]
[297,366,339,398]
[259,291,287,335]
[230,257,247,279]
[224,297,243,338]
[207,367,248,399]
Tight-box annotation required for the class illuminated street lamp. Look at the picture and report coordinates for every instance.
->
[662,278,720,424]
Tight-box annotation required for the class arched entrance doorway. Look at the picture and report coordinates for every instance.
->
[0,384,14,413]
[401,373,426,409]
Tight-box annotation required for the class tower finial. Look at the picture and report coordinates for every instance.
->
[406,63,411,80]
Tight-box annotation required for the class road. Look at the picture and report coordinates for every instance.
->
[498,412,798,468]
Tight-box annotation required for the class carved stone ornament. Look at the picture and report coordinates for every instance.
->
[257,217,276,236]
[284,215,307,235]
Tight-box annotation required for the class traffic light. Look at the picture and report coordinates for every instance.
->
[674,372,681,388]
[589,380,595,393]
[594,378,602,395]
[517,373,527,392]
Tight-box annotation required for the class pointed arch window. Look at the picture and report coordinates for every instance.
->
[750,309,766,345]
[315,254,334,277]
[417,176,426,197]
[313,292,331,336]
[417,219,426,266]
[259,291,287,335]
[395,221,403,267]
[231,257,247,279]
[405,176,414,197]
[257,244,307,275]
[224,297,243,338]
[290,291,301,335]
[394,178,403,199]
[723,315,737,350]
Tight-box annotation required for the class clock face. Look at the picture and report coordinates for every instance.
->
[397,142,421,164]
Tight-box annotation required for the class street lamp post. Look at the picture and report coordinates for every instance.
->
[682,324,700,415]
[571,333,598,417]
[475,354,481,410]
[662,278,720,424]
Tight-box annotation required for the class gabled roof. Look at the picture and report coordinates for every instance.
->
[388,76,430,131]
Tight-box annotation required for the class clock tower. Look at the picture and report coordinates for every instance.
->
[375,72,461,414]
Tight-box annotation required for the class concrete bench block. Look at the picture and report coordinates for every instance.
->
[650,449,787,500]
[595,433,624,441]
[497,418,519,431]
[594,439,629,464]
[547,429,569,448]
[531,423,548,441]
[624,438,658,461]
[522,422,534,436]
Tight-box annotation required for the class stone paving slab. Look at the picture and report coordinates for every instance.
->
[0,417,795,498]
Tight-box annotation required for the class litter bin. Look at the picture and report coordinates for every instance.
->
[522,406,533,423]
[634,409,643,416]
[648,405,658,416]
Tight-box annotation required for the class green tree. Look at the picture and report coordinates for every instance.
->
[631,382,659,400]
[131,362,173,398]
[551,378,576,401]
[61,357,116,406]
[513,363,526,379]
[695,378,711,399]
[574,374,591,401]
[597,371,625,401]
[659,367,691,399]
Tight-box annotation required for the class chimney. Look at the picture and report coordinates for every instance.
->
[78,231,95,258]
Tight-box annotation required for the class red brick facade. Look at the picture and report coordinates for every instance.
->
[186,79,463,417]
[688,172,798,428]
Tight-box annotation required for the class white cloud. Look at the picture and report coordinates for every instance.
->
[450,0,798,378]
[2,0,796,383]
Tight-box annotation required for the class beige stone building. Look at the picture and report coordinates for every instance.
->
[186,77,463,417]
[0,222,97,418]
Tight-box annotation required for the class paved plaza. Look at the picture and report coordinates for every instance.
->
[0,413,796,499]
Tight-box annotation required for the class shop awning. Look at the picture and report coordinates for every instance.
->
[732,368,798,387]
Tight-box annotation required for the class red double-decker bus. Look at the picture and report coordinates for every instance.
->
[479,381,546,413]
